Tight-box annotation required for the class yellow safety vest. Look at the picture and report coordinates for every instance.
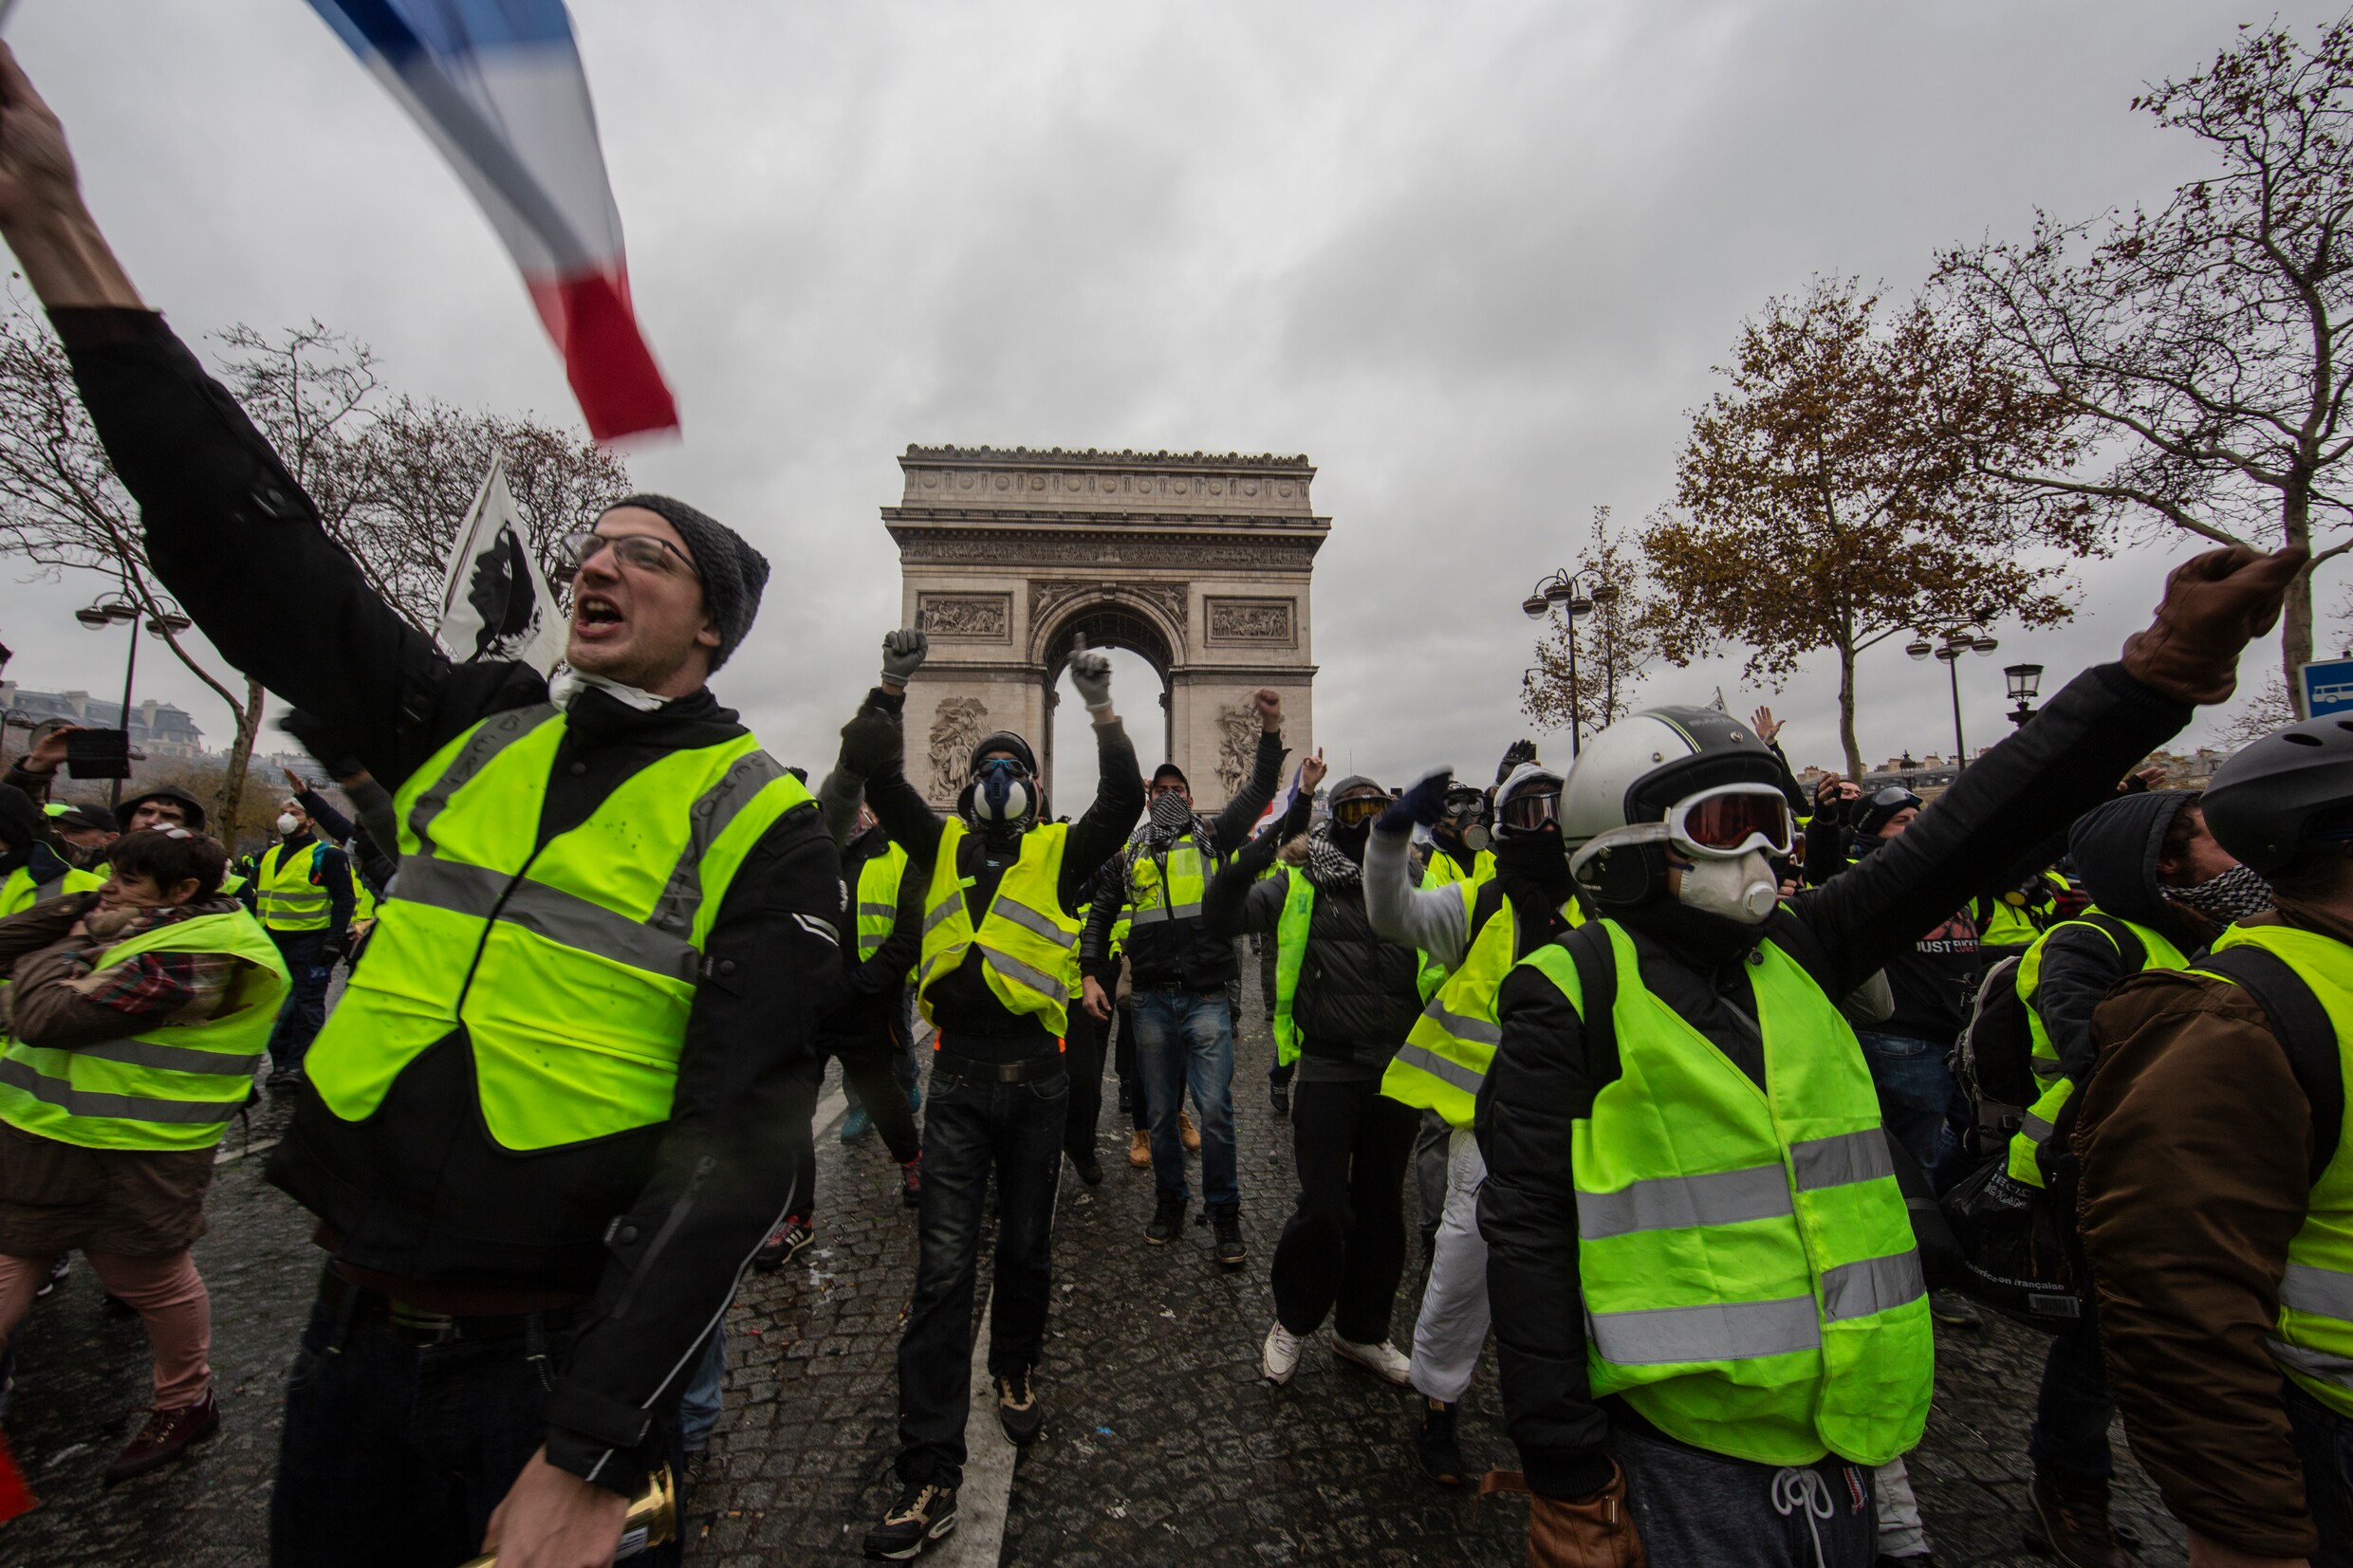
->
[1976,871,2069,951]
[1417,846,1496,999]
[0,909,289,1151]
[916,821,1082,1040]
[1127,833,1211,928]
[856,842,911,962]
[2207,923,2353,1419]
[0,863,100,919]
[1384,882,1580,1127]
[1529,920,1932,1467]
[256,840,334,932]
[2006,910,2186,1187]
[306,705,809,1152]
[1271,873,1314,1066]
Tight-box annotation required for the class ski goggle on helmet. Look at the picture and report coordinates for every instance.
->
[1570,781,1794,878]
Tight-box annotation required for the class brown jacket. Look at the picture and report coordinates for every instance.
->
[2074,901,2352,1558]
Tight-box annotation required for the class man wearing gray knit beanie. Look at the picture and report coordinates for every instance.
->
[556,492,772,692]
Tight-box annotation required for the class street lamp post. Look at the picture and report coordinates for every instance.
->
[1523,567,1620,758]
[1906,627,2000,771]
[75,594,191,807]
[2004,663,2045,729]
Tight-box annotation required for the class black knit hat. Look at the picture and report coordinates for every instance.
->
[608,493,770,673]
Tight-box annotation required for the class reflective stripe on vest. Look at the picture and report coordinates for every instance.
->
[1126,837,1209,926]
[1382,882,1497,1126]
[1416,848,1495,1000]
[2208,923,2353,1417]
[2007,910,2187,1187]
[257,841,331,931]
[304,706,809,1152]
[1270,873,1314,1067]
[857,842,911,963]
[1529,920,1932,1467]
[916,820,1081,1038]
[0,909,289,1151]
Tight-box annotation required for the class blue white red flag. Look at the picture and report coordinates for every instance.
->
[305,0,678,440]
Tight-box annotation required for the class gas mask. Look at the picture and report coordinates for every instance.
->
[276,813,302,838]
[970,758,1036,829]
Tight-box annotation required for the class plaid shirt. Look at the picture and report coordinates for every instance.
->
[79,950,214,1020]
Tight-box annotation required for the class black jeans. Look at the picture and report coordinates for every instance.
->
[266,929,333,1075]
[2029,1306,2114,1480]
[1270,1075,1417,1345]
[2288,1380,2353,1567]
[271,1295,682,1568]
[895,1064,1066,1489]
[1063,1004,1103,1166]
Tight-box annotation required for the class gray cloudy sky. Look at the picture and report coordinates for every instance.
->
[2,1,2337,800]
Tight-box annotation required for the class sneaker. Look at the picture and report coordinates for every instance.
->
[839,1106,874,1143]
[862,1479,958,1560]
[1177,1110,1200,1153]
[1145,1193,1187,1245]
[905,1079,923,1116]
[104,1388,219,1485]
[752,1214,814,1273]
[1261,1320,1305,1385]
[1929,1288,1983,1332]
[1416,1398,1467,1486]
[2025,1467,2130,1568]
[1333,1335,1413,1385]
[34,1254,67,1300]
[899,1153,923,1210]
[994,1368,1046,1446]
[1127,1129,1152,1170]
[1211,1208,1247,1267]
[1269,1081,1289,1116]
[1070,1150,1103,1188]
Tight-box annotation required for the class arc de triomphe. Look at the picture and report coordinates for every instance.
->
[885,446,1325,811]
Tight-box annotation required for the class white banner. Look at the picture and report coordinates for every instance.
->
[435,451,566,675]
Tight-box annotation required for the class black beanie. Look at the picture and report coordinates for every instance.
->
[609,493,770,673]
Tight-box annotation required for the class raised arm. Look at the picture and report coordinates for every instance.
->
[1367,767,1473,966]
[1053,651,1146,908]
[1208,690,1288,848]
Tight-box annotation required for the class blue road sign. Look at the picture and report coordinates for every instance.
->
[2302,658,2353,717]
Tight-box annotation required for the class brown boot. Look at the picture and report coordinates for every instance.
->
[1128,1129,1152,1169]
[2027,1467,2131,1568]
[1178,1110,1201,1153]
[104,1388,218,1486]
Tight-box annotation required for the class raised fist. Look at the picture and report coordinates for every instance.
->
[1068,649,1114,712]
[1251,688,1283,731]
[880,629,929,689]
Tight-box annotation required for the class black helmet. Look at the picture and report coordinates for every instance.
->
[2202,714,2353,875]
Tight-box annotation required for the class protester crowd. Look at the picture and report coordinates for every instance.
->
[4,38,2353,1568]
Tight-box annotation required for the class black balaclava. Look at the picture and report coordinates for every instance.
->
[1326,775,1381,863]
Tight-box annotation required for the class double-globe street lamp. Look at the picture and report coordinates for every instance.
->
[1522,568,1620,757]
[1905,627,1999,773]
[74,593,193,807]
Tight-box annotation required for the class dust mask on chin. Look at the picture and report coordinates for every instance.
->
[1674,851,1779,924]
[276,814,302,838]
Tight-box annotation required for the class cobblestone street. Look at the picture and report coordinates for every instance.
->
[3,983,2188,1566]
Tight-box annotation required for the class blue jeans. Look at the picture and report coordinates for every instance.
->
[679,1323,725,1453]
[1854,1030,1962,1193]
[895,1065,1066,1489]
[266,930,333,1075]
[2288,1379,2353,1567]
[271,1294,683,1568]
[1130,988,1237,1210]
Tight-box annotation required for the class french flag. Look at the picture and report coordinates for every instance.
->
[306,0,678,440]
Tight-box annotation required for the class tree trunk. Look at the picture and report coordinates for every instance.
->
[2281,486,2315,718]
[214,677,264,838]
[1837,642,1863,779]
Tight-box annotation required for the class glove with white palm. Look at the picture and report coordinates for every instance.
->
[1068,649,1115,713]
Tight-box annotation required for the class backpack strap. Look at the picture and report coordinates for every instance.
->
[1563,920,1621,1094]
[2193,947,2344,1189]
[2075,912,2147,973]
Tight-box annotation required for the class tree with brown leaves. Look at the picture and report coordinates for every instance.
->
[1937,14,2353,711]
[1646,276,2090,778]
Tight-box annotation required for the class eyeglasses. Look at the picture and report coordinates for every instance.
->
[1331,794,1386,827]
[1500,786,1562,833]
[1665,784,1795,859]
[552,529,699,588]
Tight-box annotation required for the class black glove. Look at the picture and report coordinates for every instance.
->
[1380,767,1454,835]
[838,705,903,780]
[1495,740,1538,784]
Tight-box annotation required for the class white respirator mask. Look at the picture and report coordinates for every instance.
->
[1674,850,1781,924]
[276,813,301,837]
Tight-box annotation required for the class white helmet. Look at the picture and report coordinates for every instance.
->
[1563,706,1788,911]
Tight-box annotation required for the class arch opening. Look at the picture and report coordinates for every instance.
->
[1041,600,1176,814]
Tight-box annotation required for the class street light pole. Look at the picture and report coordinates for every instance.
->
[112,611,139,810]
[1907,626,2000,771]
[1523,568,1619,759]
